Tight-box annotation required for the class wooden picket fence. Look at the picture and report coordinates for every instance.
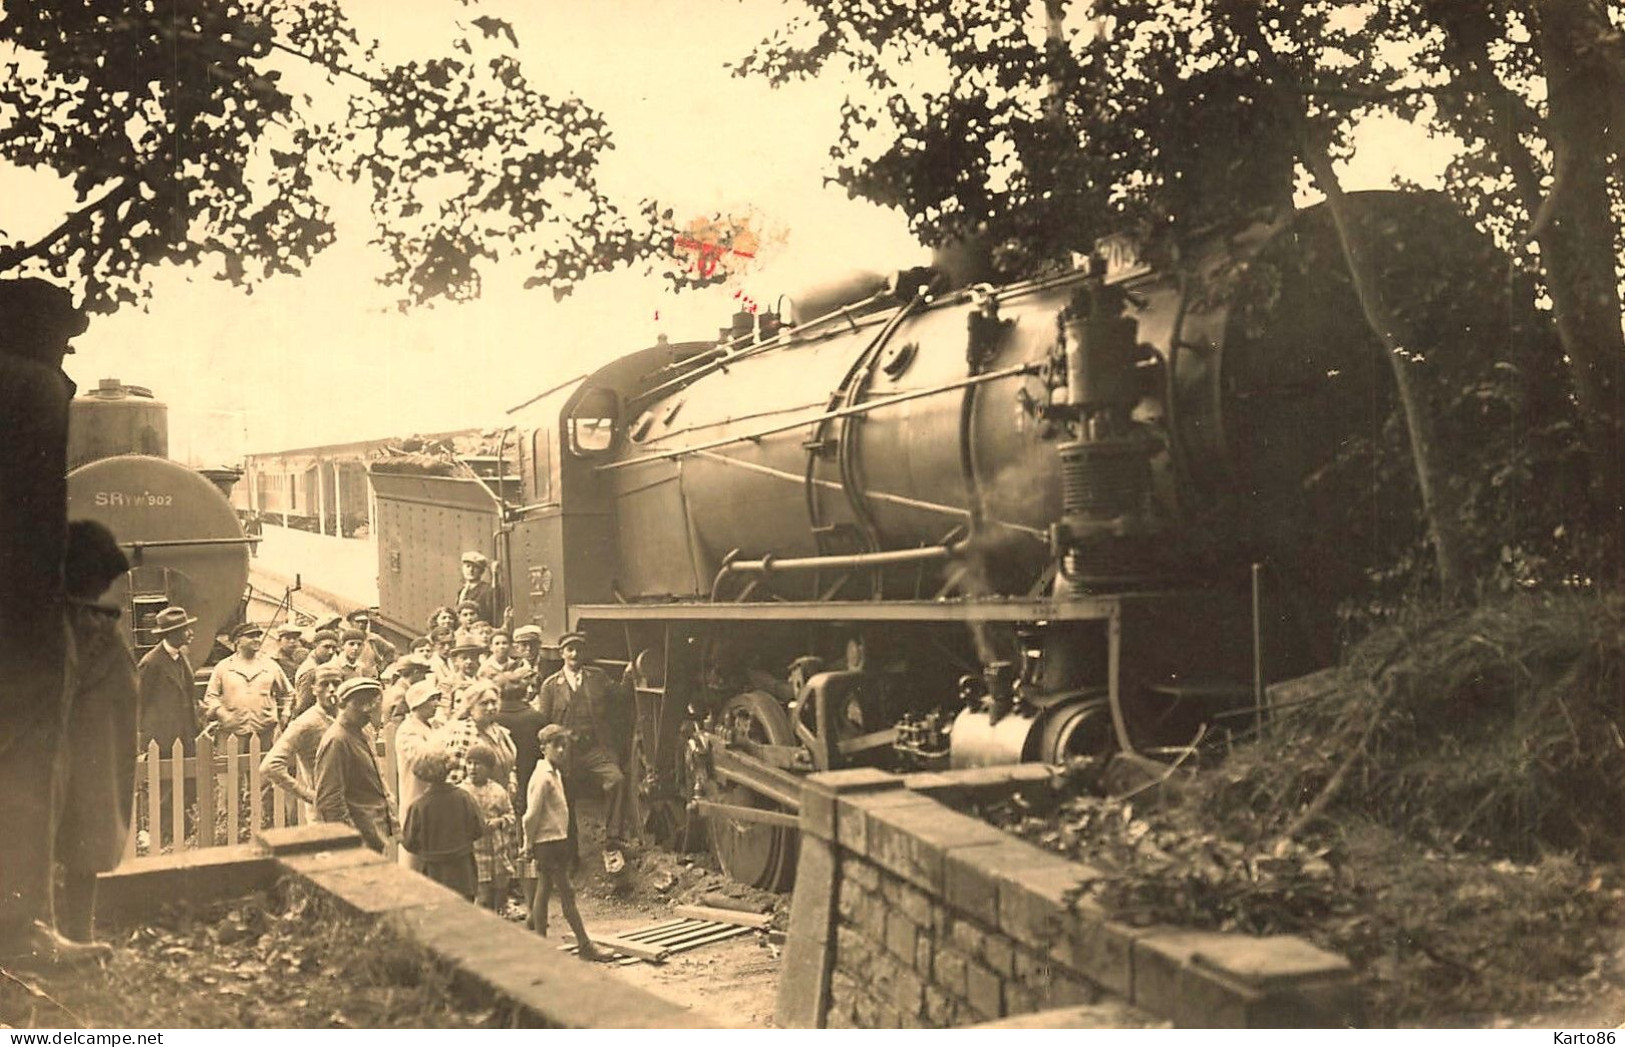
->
[127,720,403,857]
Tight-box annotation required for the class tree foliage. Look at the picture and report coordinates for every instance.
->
[0,0,687,310]
[738,0,1621,597]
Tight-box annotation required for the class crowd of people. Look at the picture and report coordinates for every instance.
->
[131,549,626,963]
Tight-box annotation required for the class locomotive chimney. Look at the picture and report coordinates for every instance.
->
[198,466,243,500]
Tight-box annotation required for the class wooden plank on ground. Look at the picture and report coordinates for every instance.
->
[665,924,755,953]
[585,934,670,963]
[674,904,772,929]
[635,920,711,944]
[620,918,690,940]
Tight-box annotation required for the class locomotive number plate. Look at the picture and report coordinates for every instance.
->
[1096,232,1151,285]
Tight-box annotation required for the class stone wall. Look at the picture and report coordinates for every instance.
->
[99,823,717,1029]
[776,766,1362,1029]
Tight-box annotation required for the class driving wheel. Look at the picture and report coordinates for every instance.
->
[697,690,798,891]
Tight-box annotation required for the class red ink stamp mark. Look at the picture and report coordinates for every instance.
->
[669,211,777,283]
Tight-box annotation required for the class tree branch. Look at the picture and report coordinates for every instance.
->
[1298,82,1434,103]
[267,40,384,89]
[0,178,140,273]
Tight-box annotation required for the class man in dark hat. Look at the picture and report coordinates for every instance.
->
[54,521,141,953]
[137,606,200,753]
[456,551,497,629]
[534,632,631,874]
[0,281,91,968]
[314,677,393,853]
[0,521,141,966]
[135,604,201,846]
[202,622,290,749]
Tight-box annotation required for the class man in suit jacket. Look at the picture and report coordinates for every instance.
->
[137,606,199,754]
[533,632,630,873]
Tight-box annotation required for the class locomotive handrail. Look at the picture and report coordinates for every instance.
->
[597,361,1042,473]
[710,541,969,602]
[623,290,897,415]
[120,536,261,549]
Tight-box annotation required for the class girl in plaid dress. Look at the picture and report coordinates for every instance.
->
[461,743,516,910]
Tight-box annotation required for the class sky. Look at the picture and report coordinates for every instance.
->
[25,1,1450,467]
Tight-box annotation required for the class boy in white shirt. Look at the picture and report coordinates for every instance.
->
[523,725,603,961]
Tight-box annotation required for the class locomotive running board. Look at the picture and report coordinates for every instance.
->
[571,595,1127,623]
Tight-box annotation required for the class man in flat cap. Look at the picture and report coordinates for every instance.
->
[260,663,346,824]
[345,607,398,679]
[534,631,631,874]
[203,622,290,749]
[332,627,369,680]
[455,551,497,630]
[496,666,548,905]
[295,628,339,685]
[269,623,307,715]
[314,677,393,853]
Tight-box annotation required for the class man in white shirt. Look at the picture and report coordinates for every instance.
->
[203,623,290,749]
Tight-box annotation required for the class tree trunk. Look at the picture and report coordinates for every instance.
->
[1534,0,1625,575]
[1242,18,1476,602]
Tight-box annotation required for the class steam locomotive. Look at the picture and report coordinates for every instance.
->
[65,379,254,667]
[373,191,1510,889]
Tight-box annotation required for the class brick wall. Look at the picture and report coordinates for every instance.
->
[825,852,1109,1027]
[776,766,1362,1029]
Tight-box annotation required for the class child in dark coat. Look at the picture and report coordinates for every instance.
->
[401,750,484,900]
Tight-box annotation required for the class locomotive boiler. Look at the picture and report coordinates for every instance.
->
[376,191,1506,889]
[65,379,254,666]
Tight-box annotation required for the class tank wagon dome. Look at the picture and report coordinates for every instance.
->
[68,377,168,472]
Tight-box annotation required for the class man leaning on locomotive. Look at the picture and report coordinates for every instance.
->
[533,631,633,875]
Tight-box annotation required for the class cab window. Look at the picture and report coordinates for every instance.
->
[567,387,618,456]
